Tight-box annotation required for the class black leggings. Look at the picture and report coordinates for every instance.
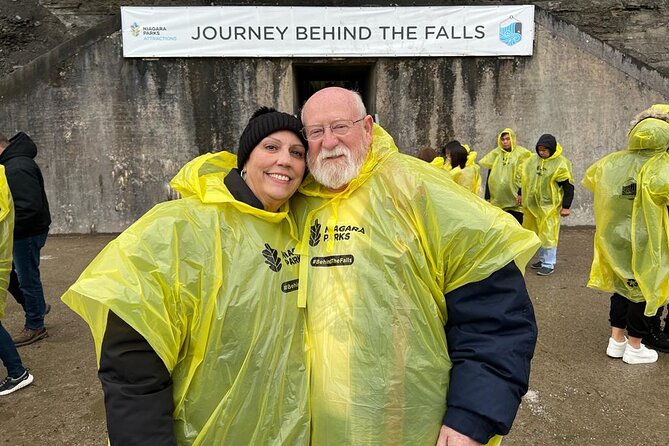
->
[609,293,659,338]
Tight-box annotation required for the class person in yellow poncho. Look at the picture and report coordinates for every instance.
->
[632,104,669,337]
[444,140,482,195]
[61,108,311,445]
[518,134,574,276]
[632,144,669,335]
[295,87,540,446]
[634,148,669,338]
[480,128,532,224]
[582,104,669,364]
[0,165,34,396]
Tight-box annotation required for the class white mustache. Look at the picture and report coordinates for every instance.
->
[318,146,350,161]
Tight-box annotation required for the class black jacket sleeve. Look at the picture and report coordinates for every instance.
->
[557,180,574,209]
[99,311,176,446]
[484,170,491,200]
[442,262,537,444]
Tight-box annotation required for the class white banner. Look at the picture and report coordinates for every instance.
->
[121,6,534,58]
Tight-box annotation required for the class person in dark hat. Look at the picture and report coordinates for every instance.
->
[517,133,575,276]
[62,107,310,445]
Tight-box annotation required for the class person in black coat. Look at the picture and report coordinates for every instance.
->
[0,132,51,346]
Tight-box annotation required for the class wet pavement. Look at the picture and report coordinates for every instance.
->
[509,228,668,446]
[1,227,667,445]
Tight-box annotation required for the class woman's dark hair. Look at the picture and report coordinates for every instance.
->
[416,147,438,163]
[443,140,468,169]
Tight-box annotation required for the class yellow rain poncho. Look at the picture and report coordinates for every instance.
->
[520,143,574,247]
[583,109,669,315]
[479,128,531,211]
[293,124,539,446]
[0,165,14,319]
[449,145,482,195]
[61,151,309,445]
[430,156,446,168]
[633,150,669,315]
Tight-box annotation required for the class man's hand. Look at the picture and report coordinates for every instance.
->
[515,196,522,206]
[436,425,483,446]
[560,208,570,217]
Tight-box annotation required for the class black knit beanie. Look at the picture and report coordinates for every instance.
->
[536,133,557,156]
[237,106,307,170]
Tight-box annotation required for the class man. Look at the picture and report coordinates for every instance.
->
[0,132,51,346]
[480,128,532,224]
[0,164,34,395]
[293,87,540,445]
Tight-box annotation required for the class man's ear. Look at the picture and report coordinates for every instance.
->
[362,115,374,140]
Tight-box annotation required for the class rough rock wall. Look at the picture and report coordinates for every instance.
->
[1,0,666,77]
[0,0,69,73]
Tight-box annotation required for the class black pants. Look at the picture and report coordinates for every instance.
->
[506,210,523,225]
[609,293,659,338]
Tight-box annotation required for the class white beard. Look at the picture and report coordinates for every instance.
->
[308,143,368,190]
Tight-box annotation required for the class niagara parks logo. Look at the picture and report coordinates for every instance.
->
[130,22,141,37]
[262,243,283,272]
[128,22,177,41]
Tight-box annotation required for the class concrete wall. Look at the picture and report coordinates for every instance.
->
[377,9,669,225]
[0,9,667,233]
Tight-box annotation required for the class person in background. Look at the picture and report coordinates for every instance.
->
[518,134,574,276]
[295,87,539,446]
[62,107,310,445]
[444,140,482,195]
[632,105,669,343]
[0,164,34,395]
[0,132,51,347]
[480,128,532,224]
[582,104,669,363]
[629,105,669,353]
[417,147,439,163]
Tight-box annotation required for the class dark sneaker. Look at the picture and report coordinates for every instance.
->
[13,327,48,347]
[642,327,669,353]
[0,370,34,396]
[536,267,554,276]
[530,261,542,269]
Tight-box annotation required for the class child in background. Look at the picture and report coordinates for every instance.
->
[518,134,574,276]
[480,128,532,224]
[0,165,34,395]
[443,140,482,195]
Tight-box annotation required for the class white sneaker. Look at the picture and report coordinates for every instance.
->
[622,343,658,364]
[606,336,627,358]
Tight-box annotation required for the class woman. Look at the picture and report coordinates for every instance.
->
[62,107,309,445]
[443,140,482,195]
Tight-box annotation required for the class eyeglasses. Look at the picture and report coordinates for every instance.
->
[301,118,365,141]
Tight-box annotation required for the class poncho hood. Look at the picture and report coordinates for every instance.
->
[627,104,669,153]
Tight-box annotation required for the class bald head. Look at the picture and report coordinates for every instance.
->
[301,87,373,191]
[301,87,367,124]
